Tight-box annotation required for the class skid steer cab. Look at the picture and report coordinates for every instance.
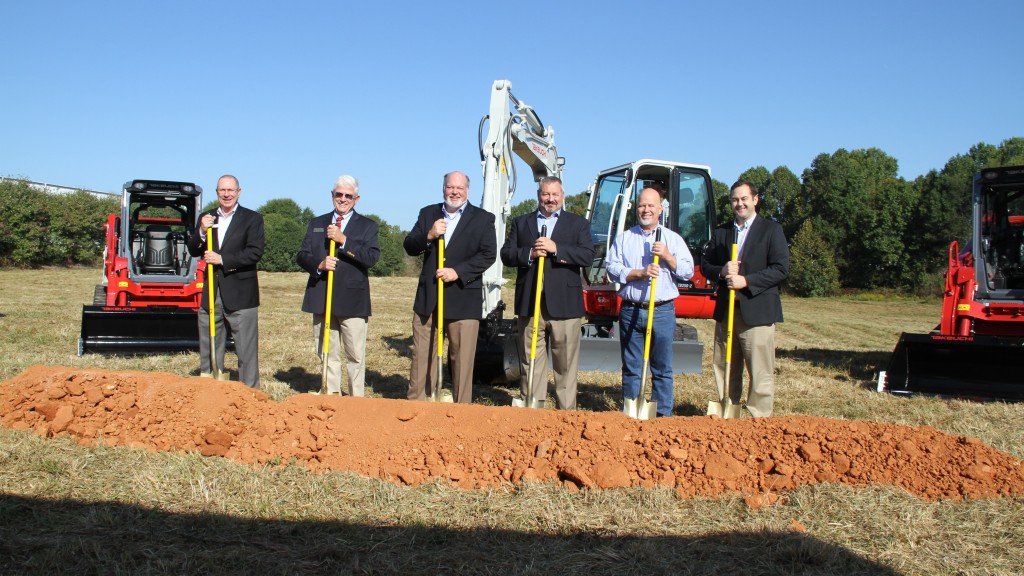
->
[880,165,1024,400]
[79,179,232,355]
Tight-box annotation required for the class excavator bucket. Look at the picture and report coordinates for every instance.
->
[881,332,1024,401]
[78,305,206,355]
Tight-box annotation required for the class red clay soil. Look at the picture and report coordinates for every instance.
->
[3,365,1023,504]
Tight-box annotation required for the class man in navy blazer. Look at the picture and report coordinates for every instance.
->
[297,175,381,396]
[701,180,789,417]
[500,176,594,409]
[186,174,265,388]
[403,171,496,403]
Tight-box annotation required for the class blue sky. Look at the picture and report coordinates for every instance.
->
[2,1,1021,228]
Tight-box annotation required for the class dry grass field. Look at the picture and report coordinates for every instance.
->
[1,267,1022,575]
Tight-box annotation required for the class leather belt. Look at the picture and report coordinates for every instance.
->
[622,299,674,307]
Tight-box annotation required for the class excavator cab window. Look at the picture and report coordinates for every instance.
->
[586,171,629,284]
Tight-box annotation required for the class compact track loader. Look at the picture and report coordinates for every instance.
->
[881,166,1024,399]
[78,179,223,354]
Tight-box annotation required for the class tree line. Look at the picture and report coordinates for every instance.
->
[2,135,1021,293]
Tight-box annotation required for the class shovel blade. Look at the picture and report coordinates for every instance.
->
[622,397,638,418]
[706,400,725,417]
[635,400,657,420]
[623,397,656,419]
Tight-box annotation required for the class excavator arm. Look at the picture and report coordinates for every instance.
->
[478,79,564,321]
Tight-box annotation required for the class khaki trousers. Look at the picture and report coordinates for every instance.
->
[409,312,478,403]
[713,315,776,417]
[312,313,367,396]
[516,313,582,410]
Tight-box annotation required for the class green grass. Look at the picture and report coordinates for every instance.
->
[0,267,1022,575]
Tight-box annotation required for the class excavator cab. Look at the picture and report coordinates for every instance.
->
[578,160,718,373]
[882,166,1024,399]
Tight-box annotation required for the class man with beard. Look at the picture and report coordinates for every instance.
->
[403,171,496,403]
[606,187,694,416]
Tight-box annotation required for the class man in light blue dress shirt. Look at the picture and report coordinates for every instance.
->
[606,187,694,416]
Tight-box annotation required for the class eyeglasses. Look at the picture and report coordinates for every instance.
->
[216,188,239,193]
[444,185,467,192]
[332,192,358,200]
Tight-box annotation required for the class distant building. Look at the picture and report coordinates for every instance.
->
[0,176,117,199]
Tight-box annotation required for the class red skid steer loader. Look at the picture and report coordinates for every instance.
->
[78,179,231,354]
[880,165,1024,400]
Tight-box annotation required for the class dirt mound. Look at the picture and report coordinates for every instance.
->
[3,365,1023,502]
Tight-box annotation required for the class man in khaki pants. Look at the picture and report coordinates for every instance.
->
[500,176,594,409]
[701,180,789,417]
[297,175,380,395]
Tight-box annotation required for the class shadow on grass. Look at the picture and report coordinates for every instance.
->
[0,493,900,575]
[777,348,892,389]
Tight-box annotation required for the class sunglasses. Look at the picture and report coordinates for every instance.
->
[332,192,357,200]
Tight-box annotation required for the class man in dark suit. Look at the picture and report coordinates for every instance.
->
[500,176,594,409]
[187,174,265,388]
[701,179,789,417]
[403,171,496,403]
[297,175,381,396]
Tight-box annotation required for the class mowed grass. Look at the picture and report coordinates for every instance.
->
[0,267,1022,575]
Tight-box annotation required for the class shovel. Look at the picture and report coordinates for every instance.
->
[429,237,454,403]
[513,224,547,409]
[317,218,340,395]
[204,224,228,381]
[624,228,661,420]
[707,239,741,419]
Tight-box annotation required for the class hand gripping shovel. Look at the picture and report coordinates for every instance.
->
[707,238,741,419]
[623,228,661,420]
[205,224,228,381]
[513,224,547,409]
[429,238,454,403]
[317,217,340,395]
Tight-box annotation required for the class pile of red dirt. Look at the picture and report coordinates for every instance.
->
[2,365,1023,503]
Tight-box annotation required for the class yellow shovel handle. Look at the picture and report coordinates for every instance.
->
[529,256,545,359]
[725,242,738,363]
[206,232,216,342]
[642,254,660,362]
[436,238,444,359]
[321,238,337,356]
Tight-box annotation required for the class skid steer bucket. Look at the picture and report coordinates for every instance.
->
[881,332,1024,400]
[79,305,233,355]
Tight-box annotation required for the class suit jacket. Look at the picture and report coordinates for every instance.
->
[701,215,789,326]
[297,210,381,317]
[403,203,497,320]
[500,210,594,318]
[186,206,265,311]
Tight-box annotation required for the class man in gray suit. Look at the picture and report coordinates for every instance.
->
[297,175,381,396]
[701,179,789,417]
[187,174,265,388]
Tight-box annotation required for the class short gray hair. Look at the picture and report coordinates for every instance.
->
[333,175,359,194]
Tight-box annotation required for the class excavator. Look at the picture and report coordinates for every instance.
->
[78,179,228,354]
[880,165,1024,400]
[473,80,719,382]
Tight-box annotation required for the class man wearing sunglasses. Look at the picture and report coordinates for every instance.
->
[297,175,381,396]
